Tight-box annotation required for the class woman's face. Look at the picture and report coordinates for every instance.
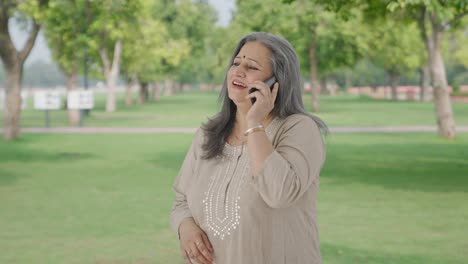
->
[227,41,273,105]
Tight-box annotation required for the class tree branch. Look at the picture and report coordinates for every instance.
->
[111,39,122,73]
[0,5,18,68]
[18,20,41,63]
[99,47,111,79]
[443,9,468,29]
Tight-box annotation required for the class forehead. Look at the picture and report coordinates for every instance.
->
[236,41,271,63]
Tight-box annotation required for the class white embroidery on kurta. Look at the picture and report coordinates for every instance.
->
[202,118,281,240]
[203,145,248,240]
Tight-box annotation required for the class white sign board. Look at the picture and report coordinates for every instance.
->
[34,90,62,110]
[0,90,28,110]
[68,90,94,109]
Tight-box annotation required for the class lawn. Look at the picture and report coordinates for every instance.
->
[4,90,468,128]
[1,133,467,264]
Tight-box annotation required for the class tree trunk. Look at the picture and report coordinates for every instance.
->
[3,66,22,139]
[320,77,327,95]
[125,74,138,107]
[99,39,122,113]
[139,82,149,104]
[124,74,135,107]
[164,78,174,96]
[419,64,430,101]
[417,7,434,103]
[125,85,133,107]
[152,82,160,102]
[0,15,40,140]
[429,27,456,139]
[344,70,351,92]
[174,82,181,93]
[65,72,80,126]
[388,71,400,101]
[309,40,320,112]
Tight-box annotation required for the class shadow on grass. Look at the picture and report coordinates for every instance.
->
[321,242,462,264]
[0,137,95,164]
[148,149,187,171]
[321,139,468,193]
[0,168,21,186]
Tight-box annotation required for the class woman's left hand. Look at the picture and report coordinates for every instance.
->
[245,81,279,125]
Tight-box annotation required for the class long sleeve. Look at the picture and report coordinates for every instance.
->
[251,115,325,209]
[169,129,201,234]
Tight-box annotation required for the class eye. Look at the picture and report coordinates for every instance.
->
[232,61,240,66]
[248,66,259,71]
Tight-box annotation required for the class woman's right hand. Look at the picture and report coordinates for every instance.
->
[178,218,214,264]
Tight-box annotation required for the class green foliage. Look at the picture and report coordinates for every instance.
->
[366,19,423,77]
[17,0,50,23]
[348,59,388,87]
[160,0,219,84]
[44,0,87,75]
[451,25,468,68]
[234,0,367,78]
[120,0,190,83]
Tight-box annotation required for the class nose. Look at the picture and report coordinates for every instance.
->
[233,63,246,77]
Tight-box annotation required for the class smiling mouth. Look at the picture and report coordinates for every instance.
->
[232,80,247,89]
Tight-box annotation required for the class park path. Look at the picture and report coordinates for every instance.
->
[8,125,468,134]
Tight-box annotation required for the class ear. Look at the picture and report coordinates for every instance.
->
[272,82,279,104]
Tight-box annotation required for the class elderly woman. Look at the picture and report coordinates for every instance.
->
[170,32,327,264]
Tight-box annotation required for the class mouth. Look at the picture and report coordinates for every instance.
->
[231,79,248,89]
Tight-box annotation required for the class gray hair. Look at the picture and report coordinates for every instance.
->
[201,32,328,159]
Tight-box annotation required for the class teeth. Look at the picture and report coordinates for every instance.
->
[233,81,247,87]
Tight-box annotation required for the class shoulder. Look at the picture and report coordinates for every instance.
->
[193,127,206,147]
[279,113,321,133]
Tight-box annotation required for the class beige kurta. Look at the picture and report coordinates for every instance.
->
[170,114,326,264]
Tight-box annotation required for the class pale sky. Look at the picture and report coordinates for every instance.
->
[9,0,235,66]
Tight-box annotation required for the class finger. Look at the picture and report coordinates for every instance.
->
[183,249,193,264]
[247,91,263,102]
[195,239,213,262]
[202,233,214,253]
[249,81,270,95]
[189,243,210,264]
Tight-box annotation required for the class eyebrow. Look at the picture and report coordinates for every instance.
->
[235,56,262,66]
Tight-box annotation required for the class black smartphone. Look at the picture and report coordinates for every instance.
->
[249,76,276,104]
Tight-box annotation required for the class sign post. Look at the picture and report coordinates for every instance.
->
[67,90,94,126]
[34,91,61,127]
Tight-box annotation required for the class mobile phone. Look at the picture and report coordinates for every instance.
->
[249,76,276,104]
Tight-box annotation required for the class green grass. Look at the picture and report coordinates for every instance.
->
[5,90,468,128]
[1,133,467,263]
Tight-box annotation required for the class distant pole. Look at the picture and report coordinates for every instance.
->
[83,0,91,116]
[83,47,90,116]
[45,110,50,128]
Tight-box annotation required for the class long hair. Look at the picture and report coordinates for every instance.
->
[201,32,328,159]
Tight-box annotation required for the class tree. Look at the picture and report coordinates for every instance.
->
[317,0,468,138]
[120,0,189,104]
[366,19,422,100]
[44,0,87,126]
[86,0,141,112]
[149,0,218,94]
[0,0,49,140]
[377,0,468,138]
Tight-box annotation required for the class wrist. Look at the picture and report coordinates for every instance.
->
[244,124,265,136]
[246,119,262,128]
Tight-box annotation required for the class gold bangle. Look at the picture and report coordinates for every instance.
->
[244,125,265,136]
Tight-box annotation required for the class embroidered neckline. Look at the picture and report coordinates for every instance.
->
[203,116,283,240]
